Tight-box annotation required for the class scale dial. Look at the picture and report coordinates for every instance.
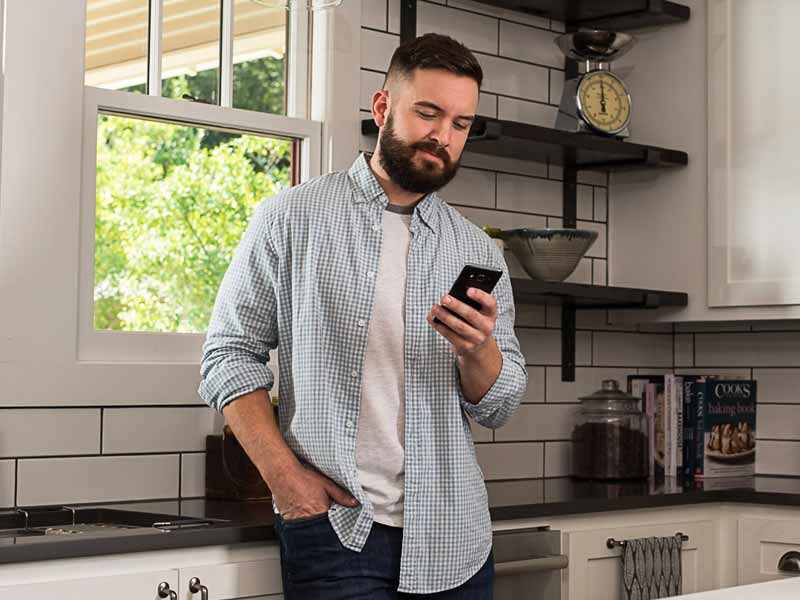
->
[576,70,631,136]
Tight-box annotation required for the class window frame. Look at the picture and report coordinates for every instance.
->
[79,83,320,362]
[79,0,320,362]
[0,0,359,407]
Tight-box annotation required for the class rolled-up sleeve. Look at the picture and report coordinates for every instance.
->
[198,198,280,413]
[458,238,528,429]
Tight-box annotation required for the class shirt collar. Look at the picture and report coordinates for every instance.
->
[347,153,440,233]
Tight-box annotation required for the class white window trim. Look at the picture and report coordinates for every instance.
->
[78,86,320,363]
[0,0,360,407]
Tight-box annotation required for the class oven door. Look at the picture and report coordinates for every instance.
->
[493,526,567,600]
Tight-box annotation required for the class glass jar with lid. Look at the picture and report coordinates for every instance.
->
[571,379,649,480]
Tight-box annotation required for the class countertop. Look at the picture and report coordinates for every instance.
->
[670,577,800,599]
[4,475,800,565]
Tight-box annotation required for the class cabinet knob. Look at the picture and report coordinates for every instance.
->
[157,582,177,600]
[778,550,800,574]
[189,576,209,600]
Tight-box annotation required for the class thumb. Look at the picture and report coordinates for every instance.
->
[325,480,359,507]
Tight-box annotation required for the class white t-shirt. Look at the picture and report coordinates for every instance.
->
[355,203,413,528]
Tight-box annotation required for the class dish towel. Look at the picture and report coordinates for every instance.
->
[621,536,682,600]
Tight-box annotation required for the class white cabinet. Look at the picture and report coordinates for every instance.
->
[609,0,800,322]
[706,1,800,308]
[738,518,800,585]
[0,569,178,600]
[563,519,715,600]
[178,558,283,599]
[0,542,283,600]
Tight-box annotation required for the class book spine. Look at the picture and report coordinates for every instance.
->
[649,382,661,477]
[695,382,706,479]
[646,385,655,479]
[683,379,695,479]
[676,376,684,472]
[665,375,673,476]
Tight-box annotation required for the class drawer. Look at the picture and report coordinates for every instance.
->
[179,558,283,599]
[739,518,800,585]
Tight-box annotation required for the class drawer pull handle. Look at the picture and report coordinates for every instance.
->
[189,577,208,600]
[778,551,800,574]
[494,554,569,576]
[157,582,177,600]
[189,576,209,600]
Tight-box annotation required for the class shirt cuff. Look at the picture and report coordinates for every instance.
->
[459,354,518,424]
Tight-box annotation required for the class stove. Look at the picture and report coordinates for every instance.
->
[0,505,230,545]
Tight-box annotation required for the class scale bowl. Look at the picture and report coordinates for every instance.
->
[555,30,636,63]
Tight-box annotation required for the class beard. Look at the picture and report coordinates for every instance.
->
[377,112,461,195]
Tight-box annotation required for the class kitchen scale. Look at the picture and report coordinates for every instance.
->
[554,30,637,139]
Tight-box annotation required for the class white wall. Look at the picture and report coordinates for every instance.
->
[0,0,798,509]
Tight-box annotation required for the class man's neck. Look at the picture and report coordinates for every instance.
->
[368,153,426,209]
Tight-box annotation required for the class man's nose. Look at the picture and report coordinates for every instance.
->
[428,123,452,148]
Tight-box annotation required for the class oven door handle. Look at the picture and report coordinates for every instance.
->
[494,554,569,576]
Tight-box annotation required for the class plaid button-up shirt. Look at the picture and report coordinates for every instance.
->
[199,154,527,594]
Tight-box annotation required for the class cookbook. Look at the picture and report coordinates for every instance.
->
[693,379,757,478]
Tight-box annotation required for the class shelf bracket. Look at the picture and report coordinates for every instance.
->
[400,0,416,44]
[561,304,577,382]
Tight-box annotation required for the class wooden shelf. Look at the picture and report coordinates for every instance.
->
[466,0,690,30]
[361,117,687,172]
[511,278,688,309]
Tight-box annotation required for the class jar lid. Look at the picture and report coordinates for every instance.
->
[578,379,641,403]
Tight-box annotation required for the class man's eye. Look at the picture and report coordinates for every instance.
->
[454,122,469,131]
[418,112,436,119]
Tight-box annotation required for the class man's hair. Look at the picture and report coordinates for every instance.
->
[384,33,483,89]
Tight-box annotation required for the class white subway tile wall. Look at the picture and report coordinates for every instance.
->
[17,455,180,506]
[2,1,799,511]
[102,407,216,454]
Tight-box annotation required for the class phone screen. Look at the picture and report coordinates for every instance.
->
[433,263,503,325]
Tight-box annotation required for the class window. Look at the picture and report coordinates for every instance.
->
[93,112,294,335]
[85,0,295,115]
[80,2,321,362]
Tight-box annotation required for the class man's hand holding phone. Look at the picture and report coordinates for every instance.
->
[427,264,502,358]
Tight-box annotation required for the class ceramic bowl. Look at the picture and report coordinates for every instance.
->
[500,228,598,282]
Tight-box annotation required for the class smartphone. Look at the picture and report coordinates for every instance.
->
[433,263,503,325]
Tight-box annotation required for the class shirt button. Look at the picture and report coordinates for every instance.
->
[367,271,375,279]
[351,370,358,378]
[346,419,355,428]
[372,224,381,232]
[357,319,366,327]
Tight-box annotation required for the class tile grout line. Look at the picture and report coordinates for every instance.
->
[178,453,183,500]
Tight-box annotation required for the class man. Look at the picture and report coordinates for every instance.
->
[199,33,527,598]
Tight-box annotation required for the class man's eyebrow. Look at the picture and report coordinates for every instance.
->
[412,101,475,122]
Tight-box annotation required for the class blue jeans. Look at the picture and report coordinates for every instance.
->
[274,512,494,599]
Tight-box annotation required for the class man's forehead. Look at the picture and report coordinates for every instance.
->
[404,71,478,114]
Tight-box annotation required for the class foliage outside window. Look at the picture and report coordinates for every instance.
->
[94,114,292,333]
[85,0,296,335]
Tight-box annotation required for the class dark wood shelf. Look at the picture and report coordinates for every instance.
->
[361,117,688,172]
[511,278,688,309]
[468,0,690,30]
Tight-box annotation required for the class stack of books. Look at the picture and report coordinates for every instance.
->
[627,375,757,479]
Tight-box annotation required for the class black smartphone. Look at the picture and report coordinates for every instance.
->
[433,263,503,325]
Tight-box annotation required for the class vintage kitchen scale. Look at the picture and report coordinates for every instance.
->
[554,30,637,139]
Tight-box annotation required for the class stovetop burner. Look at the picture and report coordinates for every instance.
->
[0,505,230,543]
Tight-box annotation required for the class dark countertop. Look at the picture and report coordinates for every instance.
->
[3,475,800,565]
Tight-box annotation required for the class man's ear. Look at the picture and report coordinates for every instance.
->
[371,89,390,128]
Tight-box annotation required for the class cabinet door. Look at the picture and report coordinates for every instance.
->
[0,569,178,600]
[179,558,283,599]
[739,518,800,585]
[707,0,800,307]
[564,520,715,600]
